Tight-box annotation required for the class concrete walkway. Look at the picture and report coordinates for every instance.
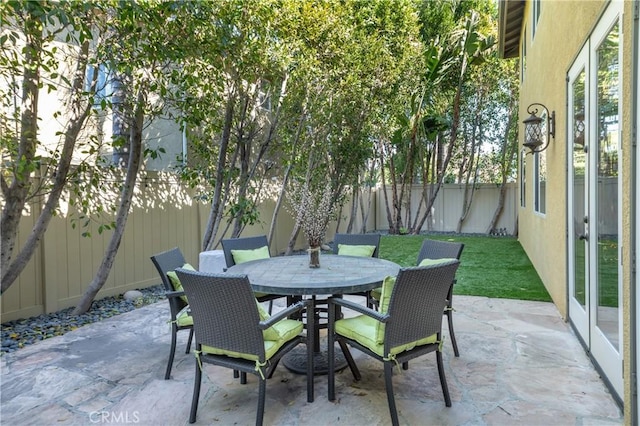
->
[1,296,623,425]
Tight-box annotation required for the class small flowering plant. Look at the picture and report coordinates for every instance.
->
[287,181,335,248]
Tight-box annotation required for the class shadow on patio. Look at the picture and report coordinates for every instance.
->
[0,295,623,425]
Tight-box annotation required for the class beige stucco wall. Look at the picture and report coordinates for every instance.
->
[519,0,607,320]
[620,1,634,422]
[518,0,634,420]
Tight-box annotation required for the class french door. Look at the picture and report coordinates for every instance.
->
[567,1,623,400]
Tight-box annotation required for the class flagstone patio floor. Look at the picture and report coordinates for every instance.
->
[0,295,624,425]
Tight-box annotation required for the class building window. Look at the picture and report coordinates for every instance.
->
[520,150,526,207]
[85,64,113,107]
[534,148,546,214]
[532,0,541,39]
[521,28,526,82]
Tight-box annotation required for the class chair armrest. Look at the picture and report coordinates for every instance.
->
[329,297,389,323]
[166,290,185,299]
[259,300,310,329]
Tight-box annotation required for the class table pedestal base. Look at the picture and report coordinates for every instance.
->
[282,339,348,375]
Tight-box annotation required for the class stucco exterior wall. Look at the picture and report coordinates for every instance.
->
[620,1,634,422]
[518,0,607,319]
[518,0,635,419]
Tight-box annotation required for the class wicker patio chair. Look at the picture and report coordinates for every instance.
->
[416,238,465,357]
[174,268,314,425]
[370,238,465,357]
[332,233,381,308]
[327,260,460,426]
[221,235,288,314]
[150,247,194,380]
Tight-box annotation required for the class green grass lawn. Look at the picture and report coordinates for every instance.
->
[379,234,552,302]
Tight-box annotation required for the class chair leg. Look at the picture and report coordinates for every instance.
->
[240,372,247,384]
[384,362,399,426]
[365,290,373,309]
[313,296,321,352]
[267,359,280,379]
[185,328,194,354]
[446,308,460,357]
[436,350,452,407]
[189,357,202,423]
[446,283,460,357]
[307,310,315,403]
[338,340,361,381]
[401,361,409,370]
[165,326,178,380]
[328,307,336,401]
[233,370,239,378]
[256,374,266,426]
[267,300,274,315]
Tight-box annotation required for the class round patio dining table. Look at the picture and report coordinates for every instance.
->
[227,254,400,375]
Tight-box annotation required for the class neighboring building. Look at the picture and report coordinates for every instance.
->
[499,0,637,422]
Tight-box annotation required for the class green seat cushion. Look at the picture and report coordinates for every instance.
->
[337,244,376,257]
[201,319,303,362]
[176,306,193,327]
[166,263,196,303]
[256,300,303,341]
[335,315,438,357]
[418,257,457,267]
[231,246,270,264]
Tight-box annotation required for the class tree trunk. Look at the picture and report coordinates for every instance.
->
[0,17,41,292]
[268,163,293,252]
[268,97,303,251]
[457,108,481,233]
[285,223,301,255]
[202,86,235,251]
[73,88,146,314]
[414,48,467,234]
[2,42,95,293]
[487,95,518,234]
[379,140,395,233]
[345,184,359,233]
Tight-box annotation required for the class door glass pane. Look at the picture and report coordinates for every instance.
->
[596,22,619,350]
[572,68,586,307]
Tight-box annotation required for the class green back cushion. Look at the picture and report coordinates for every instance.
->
[418,257,457,266]
[338,244,376,257]
[166,263,196,303]
[375,275,396,344]
[231,246,270,264]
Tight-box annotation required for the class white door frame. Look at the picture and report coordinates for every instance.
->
[567,0,624,400]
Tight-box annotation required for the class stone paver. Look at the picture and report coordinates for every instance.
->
[0,296,623,425]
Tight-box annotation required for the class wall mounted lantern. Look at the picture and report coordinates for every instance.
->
[522,103,555,154]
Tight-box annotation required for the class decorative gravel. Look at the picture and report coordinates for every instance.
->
[1,285,166,355]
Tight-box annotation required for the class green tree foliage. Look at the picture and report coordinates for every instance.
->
[1,0,521,302]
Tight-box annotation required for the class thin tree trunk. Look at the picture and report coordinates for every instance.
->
[345,185,359,233]
[457,108,481,233]
[379,140,395,233]
[73,88,145,314]
[202,86,235,251]
[359,174,374,234]
[0,18,41,292]
[1,41,95,293]
[487,96,518,234]
[268,163,293,251]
